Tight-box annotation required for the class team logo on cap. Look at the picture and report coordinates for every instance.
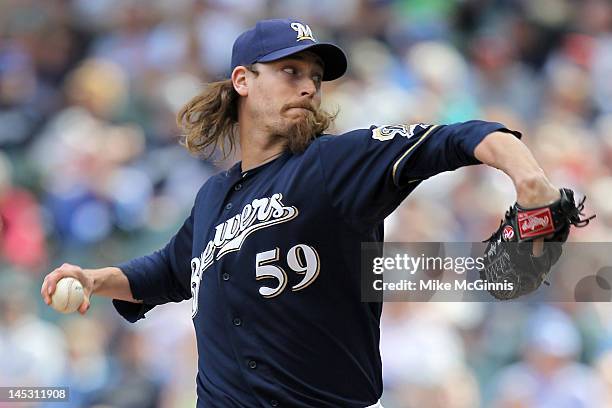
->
[291,22,315,42]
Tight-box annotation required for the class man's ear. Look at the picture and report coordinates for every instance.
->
[232,66,249,97]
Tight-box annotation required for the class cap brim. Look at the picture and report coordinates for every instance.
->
[256,43,347,81]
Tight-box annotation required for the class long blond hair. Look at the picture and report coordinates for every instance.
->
[177,68,336,159]
[176,79,239,160]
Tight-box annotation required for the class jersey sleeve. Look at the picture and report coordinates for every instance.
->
[317,120,521,231]
[112,208,194,323]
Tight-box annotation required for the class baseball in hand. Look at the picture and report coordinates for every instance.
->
[51,277,84,314]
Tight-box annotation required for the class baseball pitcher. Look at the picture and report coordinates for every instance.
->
[41,19,593,407]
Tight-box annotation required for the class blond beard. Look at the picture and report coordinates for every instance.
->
[273,105,334,154]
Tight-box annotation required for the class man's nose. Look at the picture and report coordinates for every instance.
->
[299,78,317,97]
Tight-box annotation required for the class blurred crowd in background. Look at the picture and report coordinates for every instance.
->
[1,0,612,407]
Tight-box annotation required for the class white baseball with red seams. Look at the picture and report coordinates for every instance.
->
[51,277,84,313]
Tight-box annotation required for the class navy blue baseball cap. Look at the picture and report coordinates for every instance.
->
[230,19,347,81]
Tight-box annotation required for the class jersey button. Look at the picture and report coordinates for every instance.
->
[222,273,230,281]
[225,203,233,211]
[248,360,257,369]
[270,400,279,407]
[234,183,242,191]
[232,318,242,326]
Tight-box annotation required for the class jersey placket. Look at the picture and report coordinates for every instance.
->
[216,166,283,407]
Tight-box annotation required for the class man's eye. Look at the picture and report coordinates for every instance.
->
[283,68,296,75]
[313,74,322,84]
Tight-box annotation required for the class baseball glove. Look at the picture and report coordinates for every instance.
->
[481,188,595,300]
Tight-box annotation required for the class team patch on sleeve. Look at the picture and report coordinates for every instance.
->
[371,123,431,142]
[391,124,439,184]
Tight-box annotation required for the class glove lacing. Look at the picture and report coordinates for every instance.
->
[568,195,596,227]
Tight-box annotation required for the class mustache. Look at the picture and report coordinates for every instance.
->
[282,101,316,112]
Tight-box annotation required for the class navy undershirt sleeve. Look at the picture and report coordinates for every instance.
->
[112,208,194,322]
